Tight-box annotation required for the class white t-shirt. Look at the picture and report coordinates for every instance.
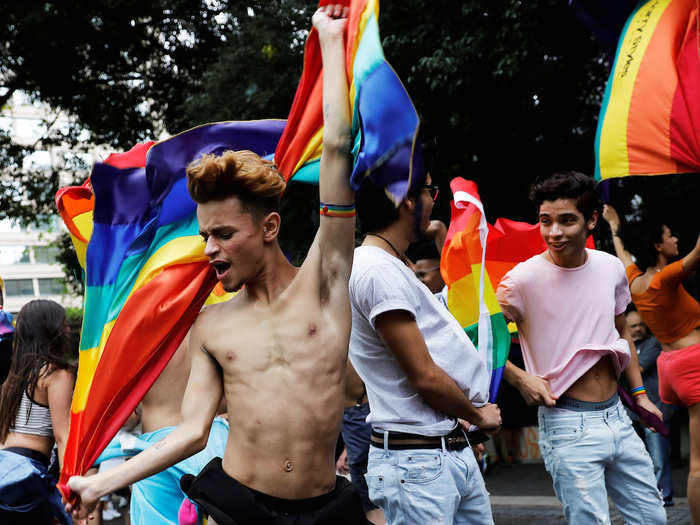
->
[496,249,632,397]
[349,246,490,436]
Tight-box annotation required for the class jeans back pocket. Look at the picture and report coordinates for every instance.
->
[399,452,443,484]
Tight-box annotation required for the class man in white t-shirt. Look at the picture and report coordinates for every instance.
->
[349,175,501,525]
[497,171,665,525]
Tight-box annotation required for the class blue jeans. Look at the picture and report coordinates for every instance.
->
[643,427,673,504]
[538,400,665,525]
[365,436,493,525]
[341,403,378,512]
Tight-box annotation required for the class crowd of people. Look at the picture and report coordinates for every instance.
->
[0,6,699,525]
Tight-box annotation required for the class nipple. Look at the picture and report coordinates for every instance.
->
[283,459,294,472]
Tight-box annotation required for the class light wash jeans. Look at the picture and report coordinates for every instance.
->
[538,400,666,525]
[643,427,673,504]
[365,435,493,525]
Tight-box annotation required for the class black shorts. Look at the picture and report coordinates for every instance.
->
[180,457,369,525]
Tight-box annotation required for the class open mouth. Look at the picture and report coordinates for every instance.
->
[212,261,231,279]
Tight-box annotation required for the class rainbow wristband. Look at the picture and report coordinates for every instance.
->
[320,202,355,218]
[630,386,646,396]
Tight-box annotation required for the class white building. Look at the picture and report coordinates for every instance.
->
[0,220,81,315]
[0,92,102,315]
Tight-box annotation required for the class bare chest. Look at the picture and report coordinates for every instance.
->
[206,305,346,377]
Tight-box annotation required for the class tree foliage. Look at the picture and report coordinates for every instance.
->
[1,0,697,280]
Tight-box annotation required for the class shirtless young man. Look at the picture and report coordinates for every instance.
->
[66,6,366,523]
[497,172,666,525]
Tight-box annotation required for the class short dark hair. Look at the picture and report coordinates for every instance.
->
[407,240,440,263]
[356,179,425,234]
[622,216,666,270]
[529,171,600,220]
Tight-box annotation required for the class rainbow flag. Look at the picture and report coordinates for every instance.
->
[56,120,285,499]
[274,0,424,202]
[441,178,595,401]
[595,0,700,181]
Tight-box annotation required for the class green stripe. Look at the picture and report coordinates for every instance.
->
[464,312,510,369]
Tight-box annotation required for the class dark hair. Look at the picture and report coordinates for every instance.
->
[356,178,426,235]
[186,150,286,219]
[622,217,666,271]
[407,240,440,263]
[529,171,600,220]
[0,300,71,441]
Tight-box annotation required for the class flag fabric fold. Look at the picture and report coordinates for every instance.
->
[595,0,700,181]
[56,0,426,500]
[274,0,424,203]
[56,120,284,499]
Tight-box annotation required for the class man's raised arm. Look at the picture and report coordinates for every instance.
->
[310,5,355,293]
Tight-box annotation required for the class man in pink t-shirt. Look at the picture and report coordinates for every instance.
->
[496,172,665,525]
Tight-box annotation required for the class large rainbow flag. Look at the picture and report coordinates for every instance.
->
[56,120,285,499]
[56,0,424,500]
[441,178,595,401]
[595,0,700,181]
[274,0,424,202]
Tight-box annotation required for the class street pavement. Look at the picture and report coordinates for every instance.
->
[486,461,692,524]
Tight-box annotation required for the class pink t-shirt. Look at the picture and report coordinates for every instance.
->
[496,249,632,397]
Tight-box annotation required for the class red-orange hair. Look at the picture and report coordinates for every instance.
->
[186,150,286,217]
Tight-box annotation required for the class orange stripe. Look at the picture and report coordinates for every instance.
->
[627,0,690,174]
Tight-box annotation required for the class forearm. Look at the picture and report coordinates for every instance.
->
[622,335,644,390]
[414,366,483,425]
[87,423,207,498]
[504,359,526,388]
[318,28,353,204]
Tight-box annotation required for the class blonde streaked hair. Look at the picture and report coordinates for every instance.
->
[186,150,286,218]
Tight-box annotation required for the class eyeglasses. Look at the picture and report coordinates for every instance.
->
[415,265,440,279]
[421,184,439,201]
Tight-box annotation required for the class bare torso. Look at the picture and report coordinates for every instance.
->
[562,355,618,403]
[140,339,192,434]
[197,267,349,499]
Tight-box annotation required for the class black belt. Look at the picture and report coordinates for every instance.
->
[370,426,489,451]
[3,446,50,465]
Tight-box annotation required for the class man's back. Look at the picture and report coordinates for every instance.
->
[140,338,192,433]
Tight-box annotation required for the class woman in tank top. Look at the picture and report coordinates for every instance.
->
[603,205,700,523]
[0,299,75,524]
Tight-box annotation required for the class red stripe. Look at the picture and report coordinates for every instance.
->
[670,5,700,171]
[59,261,217,502]
[104,141,156,169]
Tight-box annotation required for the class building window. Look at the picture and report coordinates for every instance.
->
[4,279,34,297]
[38,278,64,296]
[0,245,31,265]
[33,245,60,264]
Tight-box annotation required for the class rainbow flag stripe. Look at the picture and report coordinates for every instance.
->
[595,0,700,181]
[274,0,424,202]
[56,120,285,499]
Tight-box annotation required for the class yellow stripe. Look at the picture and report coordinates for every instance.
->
[447,264,500,328]
[71,320,116,412]
[599,0,672,179]
[129,236,209,293]
[292,128,324,175]
[71,211,94,269]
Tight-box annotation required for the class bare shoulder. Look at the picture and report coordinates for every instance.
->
[190,294,248,349]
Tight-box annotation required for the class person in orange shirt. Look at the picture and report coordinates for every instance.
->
[603,205,700,523]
